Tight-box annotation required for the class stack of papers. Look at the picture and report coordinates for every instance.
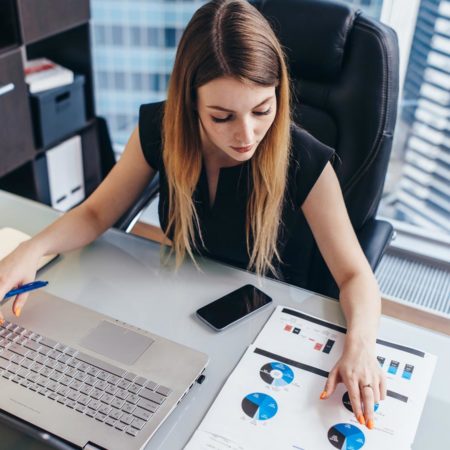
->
[24,58,74,94]
[187,306,437,449]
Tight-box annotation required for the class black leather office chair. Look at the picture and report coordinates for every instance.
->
[114,0,400,298]
[96,116,160,231]
[249,0,400,297]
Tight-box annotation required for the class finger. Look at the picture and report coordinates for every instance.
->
[361,384,375,429]
[379,372,387,401]
[0,284,10,306]
[12,292,29,317]
[0,284,9,324]
[372,378,381,406]
[320,368,339,400]
[345,377,364,425]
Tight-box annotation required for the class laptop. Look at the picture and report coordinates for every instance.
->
[0,290,209,450]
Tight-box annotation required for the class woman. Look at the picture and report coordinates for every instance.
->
[0,0,384,430]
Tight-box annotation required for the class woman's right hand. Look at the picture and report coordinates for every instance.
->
[0,241,42,321]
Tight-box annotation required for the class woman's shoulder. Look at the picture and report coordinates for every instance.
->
[140,100,165,116]
[139,101,165,139]
[289,123,335,162]
[138,101,166,170]
[288,123,336,206]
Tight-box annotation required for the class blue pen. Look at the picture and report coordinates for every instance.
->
[3,281,49,300]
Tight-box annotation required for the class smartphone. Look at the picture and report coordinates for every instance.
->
[196,284,272,331]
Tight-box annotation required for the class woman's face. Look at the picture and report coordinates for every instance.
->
[197,76,277,165]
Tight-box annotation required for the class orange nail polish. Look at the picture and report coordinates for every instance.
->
[15,308,21,318]
[367,419,374,429]
[319,390,327,400]
[357,414,365,425]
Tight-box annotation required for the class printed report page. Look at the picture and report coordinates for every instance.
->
[186,306,436,450]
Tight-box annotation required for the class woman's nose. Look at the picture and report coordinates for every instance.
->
[234,120,254,145]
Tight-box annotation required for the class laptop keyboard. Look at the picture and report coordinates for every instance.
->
[0,320,172,437]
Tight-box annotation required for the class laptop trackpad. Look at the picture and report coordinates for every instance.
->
[80,321,154,366]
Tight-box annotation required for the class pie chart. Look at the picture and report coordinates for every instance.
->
[327,423,365,449]
[342,392,354,413]
[260,362,294,387]
[241,392,278,420]
[342,392,379,413]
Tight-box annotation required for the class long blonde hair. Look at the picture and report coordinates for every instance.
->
[163,0,291,276]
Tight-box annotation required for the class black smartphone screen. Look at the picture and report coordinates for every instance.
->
[196,284,272,330]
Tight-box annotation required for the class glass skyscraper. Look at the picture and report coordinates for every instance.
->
[91,0,205,146]
[389,0,450,233]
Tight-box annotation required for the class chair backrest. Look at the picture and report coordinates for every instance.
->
[251,0,400,294]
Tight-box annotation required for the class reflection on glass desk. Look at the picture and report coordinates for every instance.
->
[0,190,449,449]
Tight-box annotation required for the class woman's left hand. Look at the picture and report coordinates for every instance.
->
[319,338,386,430]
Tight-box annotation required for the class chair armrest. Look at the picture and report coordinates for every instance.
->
[356,218,394,271]
[113,173,160,232]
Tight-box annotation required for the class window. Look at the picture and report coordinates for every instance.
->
[90,0,449,237]
[148,74,160,92]
[131,73,144,91]
[94,24,106,45]
[164,28,177,47]
[111,25,124,46]
[96,71,109,90]
[146,28,160,47]
[114,72,126,90]
[378,0,450,236]
[129,26,143,47]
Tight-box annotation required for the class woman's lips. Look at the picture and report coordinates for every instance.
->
[231,144,254,153]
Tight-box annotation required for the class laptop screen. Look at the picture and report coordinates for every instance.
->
[0,411,76,450]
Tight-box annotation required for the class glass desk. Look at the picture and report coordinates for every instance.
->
[1,190,449,449]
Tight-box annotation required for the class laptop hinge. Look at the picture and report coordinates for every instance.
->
[83,443,106,450]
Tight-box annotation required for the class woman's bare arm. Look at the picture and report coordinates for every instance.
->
[0,125,155,315]
[302,162,383,430]
[29,126,154,256]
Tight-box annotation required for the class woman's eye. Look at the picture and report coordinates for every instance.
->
[254,107,272,116]
[211,107,272,123]
[211,116,232,123]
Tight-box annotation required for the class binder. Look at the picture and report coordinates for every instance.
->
[34,135,85,212]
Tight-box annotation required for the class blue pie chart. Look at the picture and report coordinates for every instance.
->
[327,423,365,450]
[343,392,379,413]
[260,362,294,387]
[241,392,278,420]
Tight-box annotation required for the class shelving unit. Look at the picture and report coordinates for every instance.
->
[0,0,104,205]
